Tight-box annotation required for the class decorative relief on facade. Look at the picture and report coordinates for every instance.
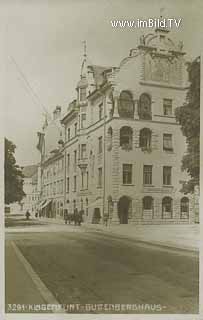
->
[144,54,182,85]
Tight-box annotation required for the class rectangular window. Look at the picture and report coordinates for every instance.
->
[163,134,173,151]
[74,123,77,136]
[68,128,70,141]
[81,113,86,129]
[66,177,69,193]
[67,154,70,171]
[81,172,84,190]
[143,165,152,185]
[98,136,103,154]
[99,103,103,120]
[61,180,63,194]
[81,144,87,159]
[163,99,172,116]
[123,164,132,185]
[98,167,102,187]
[86,171,89,189]
[74,150,77,171]
[163,166,172,185]
[73,175,77,191]
[80,87,86,101]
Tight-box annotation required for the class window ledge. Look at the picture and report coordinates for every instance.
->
[122,184,135,186]
[162,185,173,188]
[120,146,133,151]
[163,149,174,153]
[143,184,154,187]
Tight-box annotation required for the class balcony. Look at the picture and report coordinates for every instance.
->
[77,157,88,169]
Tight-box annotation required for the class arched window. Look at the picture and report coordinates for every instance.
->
[139,93,152,120]
[139,128,151,149]
[143,196,153,210]
[118,91,134,118]
[180,197,189,219]
[107,127,113,151]
[120,126,133,150]
[162,197,173,219]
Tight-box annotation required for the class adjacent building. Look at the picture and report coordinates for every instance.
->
[20,164,40,214]
[37,27,195,224]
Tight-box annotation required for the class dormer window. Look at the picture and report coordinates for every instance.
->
[80,87,86,101]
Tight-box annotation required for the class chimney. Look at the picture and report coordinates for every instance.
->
[53,106,62,120]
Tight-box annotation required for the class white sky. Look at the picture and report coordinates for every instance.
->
[2,0,203,166]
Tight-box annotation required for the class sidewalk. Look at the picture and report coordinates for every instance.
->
[38,217,199,251]
[5,242,47,312]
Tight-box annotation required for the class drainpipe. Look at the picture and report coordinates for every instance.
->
[103,93,107,225]
[63,125,66,218]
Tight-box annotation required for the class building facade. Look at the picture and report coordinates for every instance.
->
[38,27,195,224]
[38,106,65,218]
[21,165,40,215]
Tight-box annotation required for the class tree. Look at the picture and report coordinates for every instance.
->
[175,57,200,193]
[4,138,25,204]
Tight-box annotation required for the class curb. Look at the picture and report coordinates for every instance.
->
[35,218,198,253]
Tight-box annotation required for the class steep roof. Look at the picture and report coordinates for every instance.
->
[89,65,112,87]
[22,165,38,178]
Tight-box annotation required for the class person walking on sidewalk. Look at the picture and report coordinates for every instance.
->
[64,209,68,224]
[25,210,30,220]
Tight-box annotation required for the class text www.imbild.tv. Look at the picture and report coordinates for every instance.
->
[110,18,182,29]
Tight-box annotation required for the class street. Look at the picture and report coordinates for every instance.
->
[5,216,199,314]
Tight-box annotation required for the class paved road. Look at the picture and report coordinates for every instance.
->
[5,217,199,314]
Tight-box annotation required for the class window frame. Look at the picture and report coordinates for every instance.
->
[143,165,152,185]
[120,126,133,150]
[162,197,173,219]
[180,197,189,219]
[118,91,134,118]
[99,103,103,120]
[163,133,173,152]
[81,113,86,129]
[98,167,103,187]
[163,166,172,186]
[163,98,172,116]
[98,136,103,154]
[81,144,87,159]
[139,128,152,150]
[80,87,86,102]
[123,163,133,185]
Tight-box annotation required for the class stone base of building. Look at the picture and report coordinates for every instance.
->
[97,218,193,225]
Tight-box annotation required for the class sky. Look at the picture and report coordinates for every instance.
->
[2,0,203,166]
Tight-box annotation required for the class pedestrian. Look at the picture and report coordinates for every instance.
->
[25,210,30,220]
[35,210,38,218]
[103,215,108,227]
[64,208,68,224]
[74,207,78,225]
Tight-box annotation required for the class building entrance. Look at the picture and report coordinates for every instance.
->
[118,196,131,224]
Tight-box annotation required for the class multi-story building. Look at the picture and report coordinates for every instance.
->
[38,27,195,224]
[38,106,65,218]
[21,164,40,215]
